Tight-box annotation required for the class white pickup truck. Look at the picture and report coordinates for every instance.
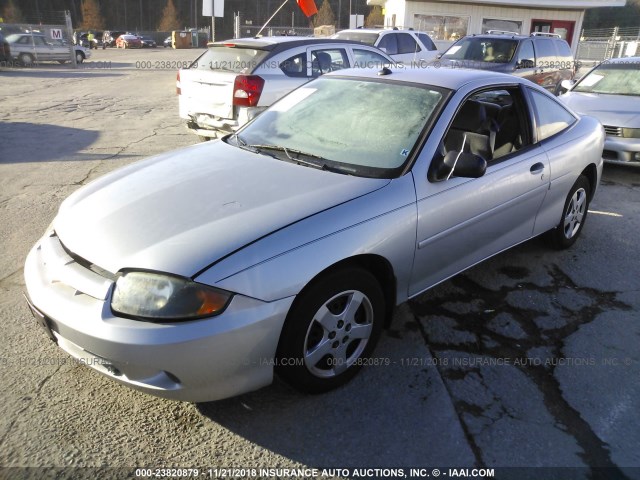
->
[177,36,394,140]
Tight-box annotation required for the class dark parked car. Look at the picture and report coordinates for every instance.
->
[439,32,575,94]
[139,36,157,48]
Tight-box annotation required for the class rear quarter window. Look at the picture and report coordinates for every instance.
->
[528,89,576,141]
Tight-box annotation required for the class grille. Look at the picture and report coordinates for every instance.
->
[603,125,622,137]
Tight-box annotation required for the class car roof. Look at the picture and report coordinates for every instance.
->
[326,65,525,90]
[209,36,382,51]
[461,33,567,42]
[337,28,425,35]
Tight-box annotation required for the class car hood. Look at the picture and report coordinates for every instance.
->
[54,140,389,277]
[560,92,640,127]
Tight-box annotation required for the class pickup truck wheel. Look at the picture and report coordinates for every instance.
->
[75,51,85,64]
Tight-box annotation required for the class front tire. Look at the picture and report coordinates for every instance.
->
[276,268,385,393]
[546,175,590,249]
[75,51,85,64]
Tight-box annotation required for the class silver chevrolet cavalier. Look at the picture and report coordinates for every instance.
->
[24,67,604,402]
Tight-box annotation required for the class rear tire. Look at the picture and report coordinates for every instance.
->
[276,267,385,394]
[546,175,590,249]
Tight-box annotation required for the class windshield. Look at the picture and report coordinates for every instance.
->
[332,31,379,45]
[233,77,447,178]
[191,45,269,73]
[443,37,517,63]
[573,62,640,96]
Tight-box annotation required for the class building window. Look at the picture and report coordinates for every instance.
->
[414,14,469,42]
[482,18,522,35]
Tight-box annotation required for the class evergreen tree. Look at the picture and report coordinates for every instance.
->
[158,0,182,32]
[2,0,25,23]
[313,0,336,27]
[365,6,384,28]
[584,0,640,29]
[81,0,105,30]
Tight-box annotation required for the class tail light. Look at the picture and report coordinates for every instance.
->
[176,70,181,95]
[233,75,265,107]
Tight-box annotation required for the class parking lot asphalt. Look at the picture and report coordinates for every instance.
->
[0,47,639,478]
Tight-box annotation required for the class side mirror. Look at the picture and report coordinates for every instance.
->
[559,79,575,94]
[429,151,487,182]
[517,59,534,69]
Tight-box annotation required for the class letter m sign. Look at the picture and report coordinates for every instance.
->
[50,29,63,40]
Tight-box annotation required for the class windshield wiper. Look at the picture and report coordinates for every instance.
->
[228,133,267,155]
[247,144,350,174]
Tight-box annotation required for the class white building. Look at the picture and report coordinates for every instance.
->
[367,0,627,51]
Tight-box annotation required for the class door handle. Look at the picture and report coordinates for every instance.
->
[530,162,545,175]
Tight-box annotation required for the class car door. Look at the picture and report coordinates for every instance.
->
[32,36,52,61]
[306,47,349,77]
[409,85,551,296]
[531,38,559,93]
[50,39,70,61]
[513,39,538,82]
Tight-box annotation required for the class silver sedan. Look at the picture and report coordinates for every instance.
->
[559,56,640,167]
[24,67,604,402]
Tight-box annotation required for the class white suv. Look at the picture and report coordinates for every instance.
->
[332,28,438,64]
[177,36,394,139]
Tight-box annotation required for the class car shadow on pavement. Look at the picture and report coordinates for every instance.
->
[195,314,477,469]
[0,122,103,163]
[0,67,125,78]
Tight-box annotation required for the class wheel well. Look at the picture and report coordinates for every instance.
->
[305,255,397,328]
[581,164,598,201]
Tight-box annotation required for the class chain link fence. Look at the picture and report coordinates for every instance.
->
[576,26,640,63]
